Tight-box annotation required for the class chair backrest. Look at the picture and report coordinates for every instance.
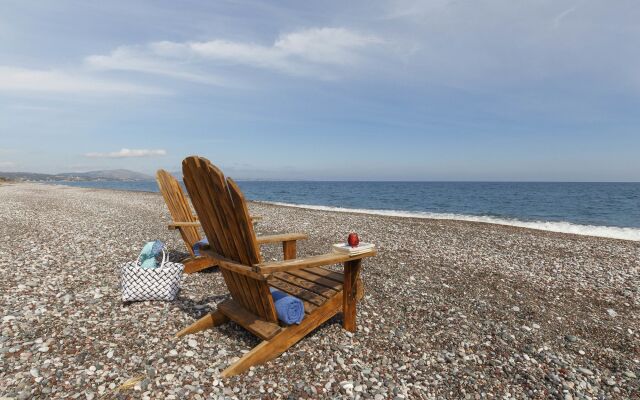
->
[182,156,277,322]
[156,169,202,256]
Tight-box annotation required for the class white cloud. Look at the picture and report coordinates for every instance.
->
[0,161,16,168]
[85,47,227,86]
[0,66,166,95]
[84,27,383,81]
[85,148,167,158]
[553,6,578,29]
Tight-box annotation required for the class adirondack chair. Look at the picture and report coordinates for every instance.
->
[156,169,308,273]
[176,156,376,377]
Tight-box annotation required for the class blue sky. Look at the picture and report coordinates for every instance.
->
[0,0,639,181]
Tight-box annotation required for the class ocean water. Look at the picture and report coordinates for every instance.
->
[55,181,640,241]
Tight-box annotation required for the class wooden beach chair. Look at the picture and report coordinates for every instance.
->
[156,169,307,273]
[175,156,376,377]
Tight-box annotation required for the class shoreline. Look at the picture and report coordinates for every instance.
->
[35,181,640,242]
[258,201,640,243]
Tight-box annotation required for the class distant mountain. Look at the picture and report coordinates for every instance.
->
[0,172,53,181]
[0,169,153,182]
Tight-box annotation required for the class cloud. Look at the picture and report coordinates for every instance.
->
[85,148,167,158]
[552,6,578,28]
[0,161,16,168]
[0,66,166,95]
[85,27,383,81]
[85,47,227,86]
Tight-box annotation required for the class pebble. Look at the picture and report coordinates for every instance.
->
[578,368,594,376]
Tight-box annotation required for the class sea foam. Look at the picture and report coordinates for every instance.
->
[261,201,640,242]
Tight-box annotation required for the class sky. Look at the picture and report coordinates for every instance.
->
[0,0,639,181]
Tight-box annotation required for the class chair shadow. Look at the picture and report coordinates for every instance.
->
[172,292,264,345]
[166,249,191,263]
[173,293,228,319]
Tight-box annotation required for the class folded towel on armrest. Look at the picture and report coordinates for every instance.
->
[270,288,304,325]
[192,238,209,257]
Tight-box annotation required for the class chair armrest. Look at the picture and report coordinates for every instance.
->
[168,221,201,230]
[256,232,308,245]
[253,249,376,274]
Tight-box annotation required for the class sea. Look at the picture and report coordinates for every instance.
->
[54,181,640,241]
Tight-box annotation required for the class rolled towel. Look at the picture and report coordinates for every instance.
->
[270,288,304,325]
[192,238,209,257]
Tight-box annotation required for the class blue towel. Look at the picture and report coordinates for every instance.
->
[192,238,209,257]
[138,240,164,269]
[270,288,304,325]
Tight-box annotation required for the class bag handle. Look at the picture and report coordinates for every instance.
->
[159,246,168,268]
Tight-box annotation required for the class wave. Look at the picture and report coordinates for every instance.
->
[259,201,640,242]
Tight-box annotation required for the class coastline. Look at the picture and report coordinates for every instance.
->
[1,183,638,398]
[36,181,640,242]
[258,201,640,242]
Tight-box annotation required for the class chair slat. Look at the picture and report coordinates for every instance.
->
[267,277,327,306]
[205,165,247,263]
[272,272,338,298]
[156,170,201,254]
[182,158,226,255]
[238,274,263,318]
[303,267,345,283]
[227,178,261,265]
[220,269,245,309]
[257,282,279,323]
[289,269,343,291]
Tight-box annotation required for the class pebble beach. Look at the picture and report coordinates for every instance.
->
[0,182,639,399]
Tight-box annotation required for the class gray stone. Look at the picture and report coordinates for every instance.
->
[577,368,593,376]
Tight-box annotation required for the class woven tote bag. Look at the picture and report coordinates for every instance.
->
[121,247,184,302]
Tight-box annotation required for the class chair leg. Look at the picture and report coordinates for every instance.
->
[343,259,362,332]
[183,256,218,274]
[221,293,343,377]
[176,310,228,338]
[282,240,297,260]
[357,277,365,301]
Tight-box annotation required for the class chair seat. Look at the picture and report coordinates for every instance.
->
[267,267,345,314]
